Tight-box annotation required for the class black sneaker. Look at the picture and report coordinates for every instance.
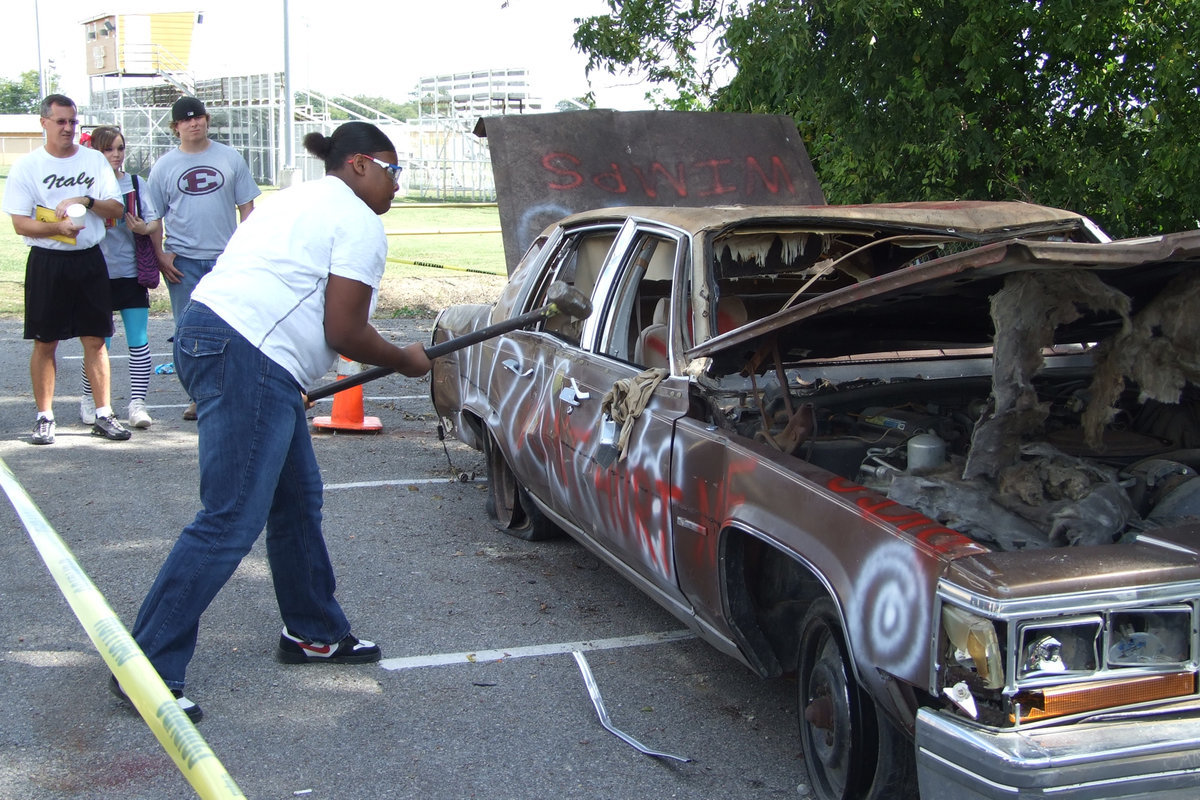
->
[276,627,381,664]
[109,675,203,723]
[92,413,132,441]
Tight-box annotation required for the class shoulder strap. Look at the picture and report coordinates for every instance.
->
[130,174,142,216]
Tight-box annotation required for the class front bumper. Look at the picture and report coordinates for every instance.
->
[916,705,1200,799]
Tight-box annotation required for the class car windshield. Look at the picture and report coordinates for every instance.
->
[707,217,1096,324]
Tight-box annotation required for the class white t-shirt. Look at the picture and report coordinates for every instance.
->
[191,176,388,387]
[1,145,122,251]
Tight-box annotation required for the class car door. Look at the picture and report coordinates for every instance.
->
[491,224,626,519]
[546,224,693,603]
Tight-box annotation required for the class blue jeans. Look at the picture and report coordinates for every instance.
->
[166,255,217,326]
[130,302,351,688]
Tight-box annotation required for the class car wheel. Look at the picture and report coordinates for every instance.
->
[797,598,917,800]
[483,432,560,541]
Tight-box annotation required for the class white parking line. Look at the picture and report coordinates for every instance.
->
[314,412,680,674]
[324,477,482,490]
[379,629,695,671]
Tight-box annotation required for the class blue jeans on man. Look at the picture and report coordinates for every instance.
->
[129,302,351,689]
[165,255,217,325]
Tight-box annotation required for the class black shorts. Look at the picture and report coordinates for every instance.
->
[109,276,150,311]
[23,246,115,342]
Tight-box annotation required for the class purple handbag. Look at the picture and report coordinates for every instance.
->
[130,175,160,289]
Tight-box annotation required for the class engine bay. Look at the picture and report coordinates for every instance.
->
[699,269,1200,551]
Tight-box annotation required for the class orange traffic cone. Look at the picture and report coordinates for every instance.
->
[312,356,383,433]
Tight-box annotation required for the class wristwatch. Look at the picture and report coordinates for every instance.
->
[83,196,94,209]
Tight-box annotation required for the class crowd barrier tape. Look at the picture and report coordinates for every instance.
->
[0,456,244,800]
[383,228,502,236]
[385,255,505,277]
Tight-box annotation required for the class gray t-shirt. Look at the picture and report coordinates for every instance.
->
[99,172,160,280]
[147,140,261,260]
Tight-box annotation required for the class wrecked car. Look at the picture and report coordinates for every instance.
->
[430,199,1200,800]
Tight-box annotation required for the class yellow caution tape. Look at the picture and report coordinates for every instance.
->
[0,456,244,800]
[385,255,506,276]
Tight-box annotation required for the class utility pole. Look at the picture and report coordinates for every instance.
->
[281,0,297,185]
[35,0,47,98]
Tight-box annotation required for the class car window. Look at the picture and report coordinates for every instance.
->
[529,229,618,345]
[598,234,679,366]
[494,236,547,318]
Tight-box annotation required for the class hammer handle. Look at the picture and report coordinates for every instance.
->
[305,306,549,402]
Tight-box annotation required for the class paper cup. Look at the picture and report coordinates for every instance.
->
[66,203,86,221]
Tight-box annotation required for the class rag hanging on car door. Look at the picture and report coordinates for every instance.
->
[599,367,669,461]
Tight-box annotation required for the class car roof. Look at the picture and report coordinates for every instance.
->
[560,200,1101,239]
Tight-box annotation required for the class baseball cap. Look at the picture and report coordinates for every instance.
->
[172,97,207,122]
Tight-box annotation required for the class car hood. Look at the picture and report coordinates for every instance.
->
[690,229,1200,377]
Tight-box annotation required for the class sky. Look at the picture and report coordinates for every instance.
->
[2,0,655,110]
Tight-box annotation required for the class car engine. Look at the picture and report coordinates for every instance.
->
[705,270,1200,551]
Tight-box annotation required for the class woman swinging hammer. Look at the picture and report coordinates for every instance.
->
[113,122,430,722]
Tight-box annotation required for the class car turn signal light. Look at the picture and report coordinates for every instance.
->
[1011,671,1196,723]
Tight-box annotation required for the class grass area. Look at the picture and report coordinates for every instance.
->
[379,201,507,316]
[0,169,508,318]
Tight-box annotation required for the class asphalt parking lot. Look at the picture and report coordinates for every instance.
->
[0,314,808,800]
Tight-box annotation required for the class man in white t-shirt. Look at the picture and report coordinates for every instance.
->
[1,94,131,444]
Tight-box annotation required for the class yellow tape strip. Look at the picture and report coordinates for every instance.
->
[385,256,505,276]
[0,456,244,800]
[383,228,502,235]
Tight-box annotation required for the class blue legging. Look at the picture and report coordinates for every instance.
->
[81,308,152,402]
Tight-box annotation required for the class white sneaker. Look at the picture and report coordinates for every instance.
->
[80,394,96,425]
[31,416,55,445]
[127,399,153,429]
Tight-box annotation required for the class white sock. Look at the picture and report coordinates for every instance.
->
[37,410,54,422]
[95,405,113,418]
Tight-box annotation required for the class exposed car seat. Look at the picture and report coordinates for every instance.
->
[634,298,670,368]
[634,295,748,369]
[716,296,748,334]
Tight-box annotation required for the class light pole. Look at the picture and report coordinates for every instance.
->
[281,0,296,184]
[34,0,47,98]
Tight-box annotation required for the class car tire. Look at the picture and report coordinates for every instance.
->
[483,431,560,541]
[796,598,917,800]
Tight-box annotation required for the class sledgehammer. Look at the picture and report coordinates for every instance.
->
[304,281,593,402]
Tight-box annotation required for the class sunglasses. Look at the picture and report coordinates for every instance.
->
[349,154,403,187]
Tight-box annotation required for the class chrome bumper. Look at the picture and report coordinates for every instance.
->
[916,706,1200,799]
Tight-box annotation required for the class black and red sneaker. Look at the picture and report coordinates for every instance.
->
[276,628,381,664]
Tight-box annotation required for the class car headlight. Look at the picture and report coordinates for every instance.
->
[1108,607,1192,667]
[942,604,1005,689]
[1019,617,1101,679]
[1011,606,1197,723]
[936,590,1198,725]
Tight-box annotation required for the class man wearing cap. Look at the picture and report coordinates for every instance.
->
[2,93,132,444]
[148,96,260,419]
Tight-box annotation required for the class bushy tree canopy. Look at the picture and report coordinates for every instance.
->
[0,71,50,114]
[575,0,1200,238]
[298,93,417,122]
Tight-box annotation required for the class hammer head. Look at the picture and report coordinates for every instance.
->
[546,282,593,320]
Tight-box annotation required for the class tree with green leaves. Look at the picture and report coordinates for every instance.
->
[0,70,53,114]
[296,93,417,122]
[574,0,1200,238]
